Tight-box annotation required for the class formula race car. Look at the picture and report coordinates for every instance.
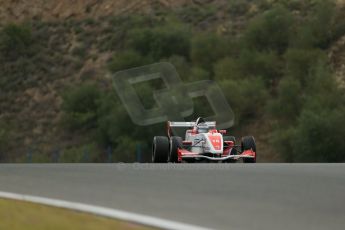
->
[152,117,257,163]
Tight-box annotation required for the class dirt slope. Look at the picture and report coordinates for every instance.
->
[0,0,210,23]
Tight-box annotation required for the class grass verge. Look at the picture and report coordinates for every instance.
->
[0,198,154,230]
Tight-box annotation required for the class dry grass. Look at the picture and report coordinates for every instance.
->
[0,198,154,230]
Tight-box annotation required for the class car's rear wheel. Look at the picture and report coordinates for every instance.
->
[169,136,183,163]
[152,136,169,163]
[241,136,256,163]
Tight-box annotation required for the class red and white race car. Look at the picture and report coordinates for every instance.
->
[152,117,256,163]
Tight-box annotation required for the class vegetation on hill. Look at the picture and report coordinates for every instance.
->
[0,0,345,162]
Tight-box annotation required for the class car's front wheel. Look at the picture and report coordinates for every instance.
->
[152,136,169,163]
[241,136,256,163]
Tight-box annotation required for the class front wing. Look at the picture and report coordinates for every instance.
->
[177,148,256,162]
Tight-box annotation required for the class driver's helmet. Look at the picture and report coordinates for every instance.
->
[197,122,209,133]
[195,117,209,133]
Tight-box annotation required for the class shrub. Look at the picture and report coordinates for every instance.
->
[188,66,210,82]
[241,50,282,84]
[96,92,134,146]
[0,57,36,91]
[307,0,336,49]
[219,77,268,123]
[0,126,8,153]
[162,55,190,79]
[228,0,250,17]
[271,126,296,162]
[214,51,282,85]
[284,48,326,86]
[108,50,152,72]
[290,106,345,162]
[112,136,137,162]
[270,58,345,162]
[126,24,191,60]
[290,0,340,49]
[244,5,293,53]
[268,76,302,123]
[176,5,217,24]
[162,55,210,82]
[190,33,231,72]
[61,84,101,130]
[60,143,99,163]
[71,45,88,59]
[214,57,241,80]
[0,24,33,60]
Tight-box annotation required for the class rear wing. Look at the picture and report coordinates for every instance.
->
[168,121,216,127]
[167,121,216,137]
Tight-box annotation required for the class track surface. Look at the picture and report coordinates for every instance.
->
[0,164,344,230]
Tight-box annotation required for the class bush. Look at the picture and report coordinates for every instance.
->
[95,92,160,162]
[242,50,282,84]
[290,0,339,49]
[214,57,241,80]
[61,84,101,130]
[291,106,345,162]
[307,0,336,49]
[71,45,88,59]
[0,57,36,91]
[162,55,190,80]
[190,33,231,72]
[0,24,33,60]
[268,76,302,123]
[214,51,282,85]
[244,5,293,53]
[219,77,268,123]
[60,143,99,163]
[228,0,250,17]
[0,125,8,153]
[126,24,191,60]
[112,136,137,162]
[284,48,326,86]
[108,50,153,72]
[176,5,217,24]
[189,66,210,82]
[271,126,296,162]
[96,92,134,146]
[270,59,345,162]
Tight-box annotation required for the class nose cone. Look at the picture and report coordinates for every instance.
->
[207,134,222,151]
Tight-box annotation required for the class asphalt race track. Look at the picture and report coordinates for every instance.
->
[0,163,344,230]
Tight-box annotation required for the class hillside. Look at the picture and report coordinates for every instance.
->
[0,0,345,163]
[0,0,195,23]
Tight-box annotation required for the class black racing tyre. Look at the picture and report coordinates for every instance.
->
[152,136,169,163]
[241,136,256,163]
[169,136,183,163]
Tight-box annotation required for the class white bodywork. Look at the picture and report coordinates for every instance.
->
[185,132,224,154]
